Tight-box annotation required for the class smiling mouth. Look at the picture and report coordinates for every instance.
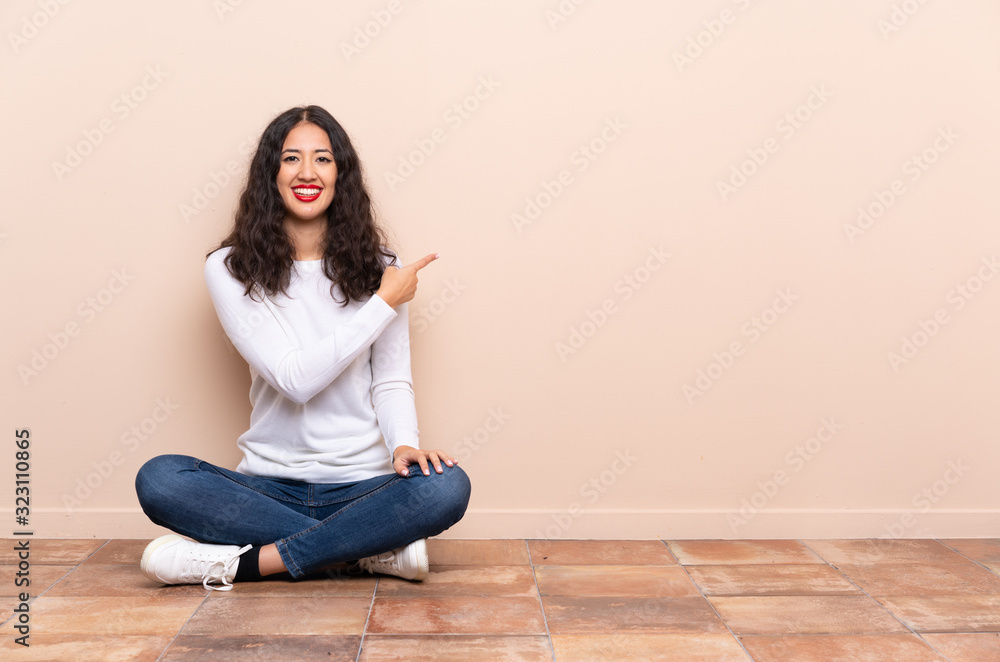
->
[292,186,322,202]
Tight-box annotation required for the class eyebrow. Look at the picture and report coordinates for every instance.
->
[281,148,333,154]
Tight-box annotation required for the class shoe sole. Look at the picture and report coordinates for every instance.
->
[140,534,183,582]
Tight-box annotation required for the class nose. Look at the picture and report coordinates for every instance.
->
[297,158,317,181]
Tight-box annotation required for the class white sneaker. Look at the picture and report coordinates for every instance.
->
[357,539,428,581]
[140,534,252,591]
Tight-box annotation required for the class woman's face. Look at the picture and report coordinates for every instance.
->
[277,121,337,223]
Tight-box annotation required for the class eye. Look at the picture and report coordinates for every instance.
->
[282,155,298,162]
[317,156,332,163]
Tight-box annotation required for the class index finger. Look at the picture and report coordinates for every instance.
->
[405,253,440,272]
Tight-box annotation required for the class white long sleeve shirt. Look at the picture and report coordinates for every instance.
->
[204,246,419,483]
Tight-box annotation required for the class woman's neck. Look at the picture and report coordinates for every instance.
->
[284,216,327,261]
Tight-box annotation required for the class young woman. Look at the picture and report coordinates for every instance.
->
[134,105,470,590]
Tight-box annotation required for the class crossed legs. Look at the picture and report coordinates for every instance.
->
[134,454,471,581]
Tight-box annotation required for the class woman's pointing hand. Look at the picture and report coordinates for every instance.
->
[375,253,439,308]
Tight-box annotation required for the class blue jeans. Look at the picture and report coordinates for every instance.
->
[134,454,471,579]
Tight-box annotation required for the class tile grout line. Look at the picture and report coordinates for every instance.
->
[659,540,758,662]
[0,538,114,630]
[154,588,215,662]
[355,575,379,662]
[796,538,956,662]
[525,539,557,662]
[122,537,218,661]
[923,537,1000,659]
[12,537,995,658]
[934,538,1000,576]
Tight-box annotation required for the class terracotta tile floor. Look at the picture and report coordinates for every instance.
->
[1,538,999,660]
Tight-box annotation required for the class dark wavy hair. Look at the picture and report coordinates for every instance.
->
[209,105,396,306]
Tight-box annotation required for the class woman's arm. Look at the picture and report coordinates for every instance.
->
[372,325,459,476]
[204,251,397,405]
[369,259,458,476]
[370,299,420,456]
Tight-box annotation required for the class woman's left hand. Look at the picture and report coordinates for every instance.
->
[393,445,457,477]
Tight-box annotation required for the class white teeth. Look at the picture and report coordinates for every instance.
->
[294,188,320,195]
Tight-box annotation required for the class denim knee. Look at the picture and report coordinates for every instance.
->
[435,465,472,525]
[134,454,195,508]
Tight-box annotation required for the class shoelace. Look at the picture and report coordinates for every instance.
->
[358,550,397,574]
[187,544,253,591]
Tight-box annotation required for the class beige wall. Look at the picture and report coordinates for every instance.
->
[3,0,998,540]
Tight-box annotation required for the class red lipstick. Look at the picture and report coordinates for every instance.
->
[292,186,322,202]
